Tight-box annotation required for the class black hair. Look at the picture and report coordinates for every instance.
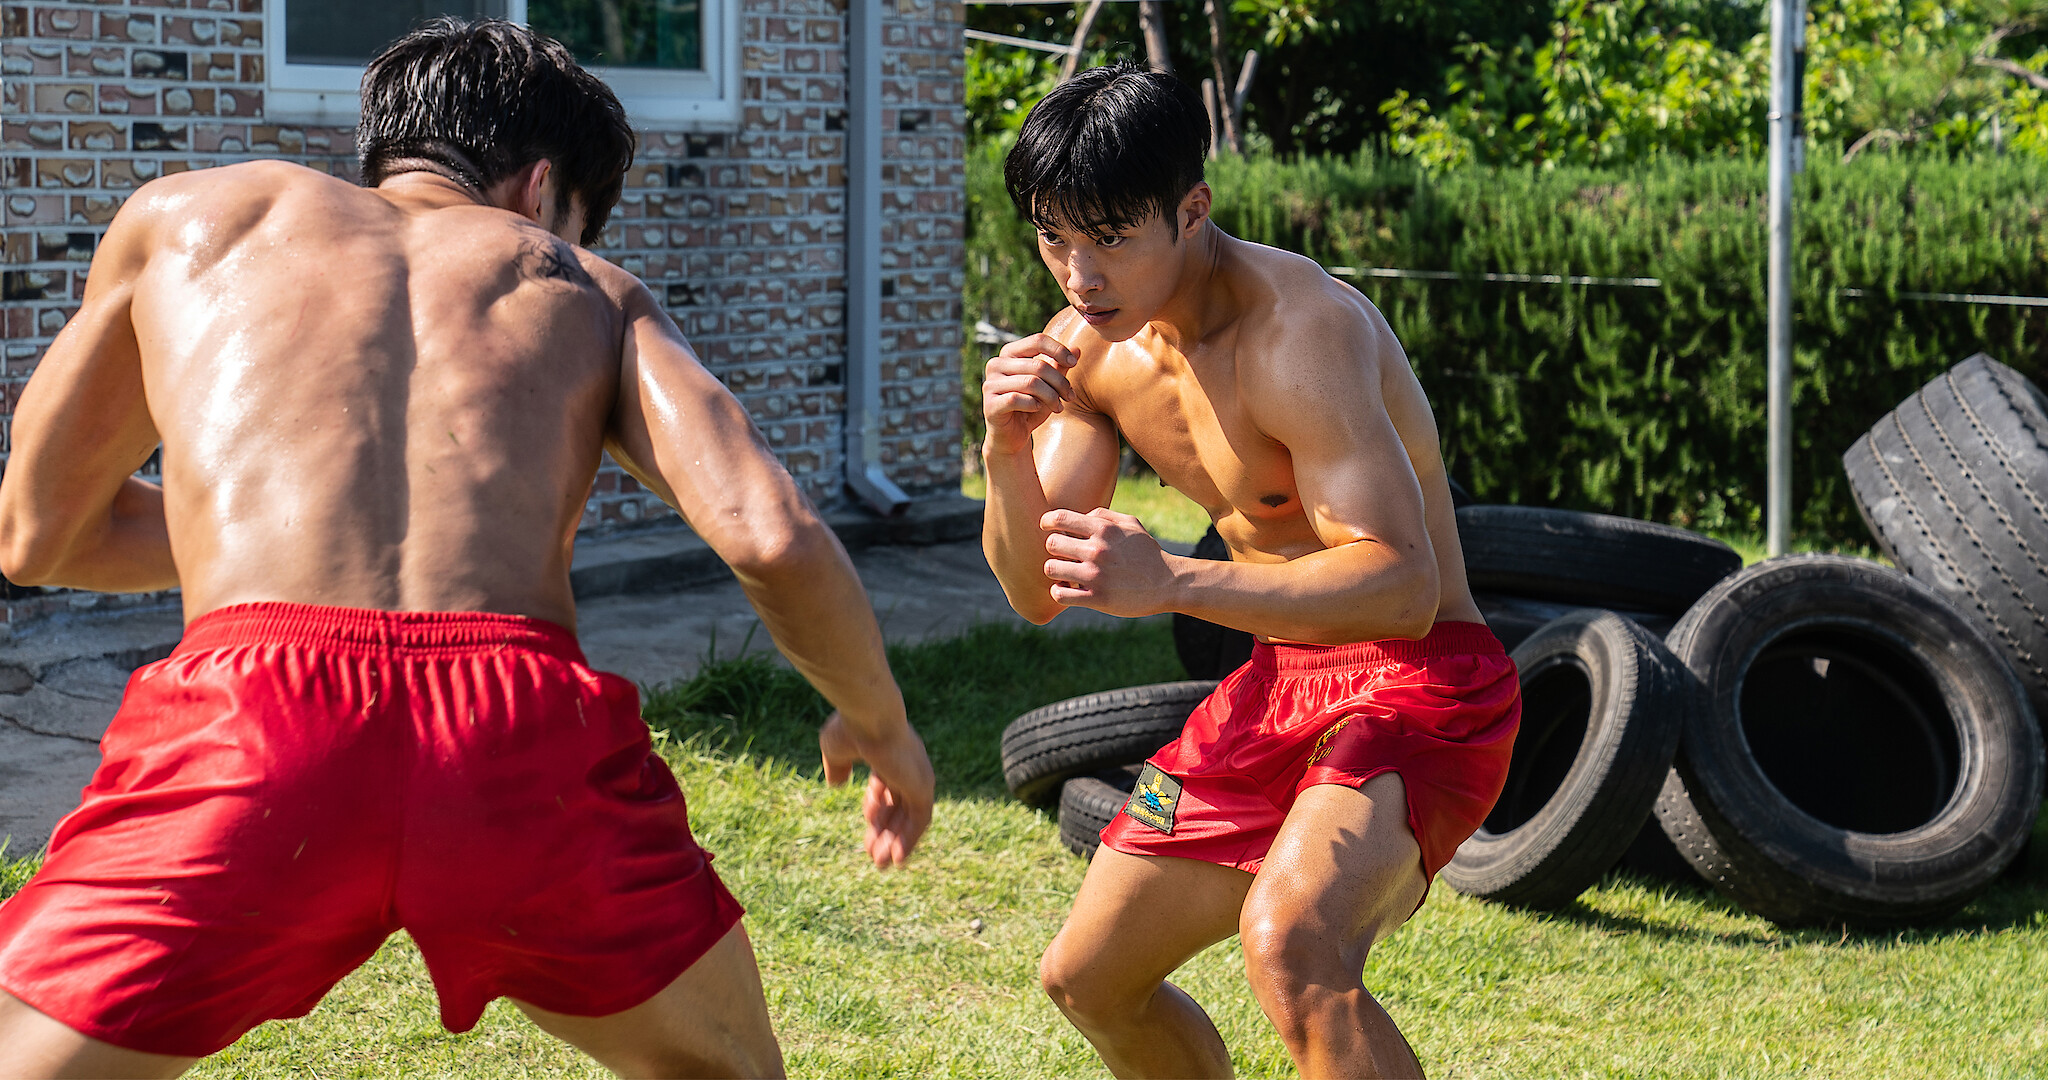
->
[1004,60,1208,238]
[357,17,635,246]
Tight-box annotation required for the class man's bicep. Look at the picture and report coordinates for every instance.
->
[1260,348,1430,553]
[1031,408,1120,513]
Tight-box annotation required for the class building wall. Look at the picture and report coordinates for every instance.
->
[0,0,966,627]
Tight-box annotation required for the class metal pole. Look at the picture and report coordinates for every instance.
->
[1765,0,1804,557]
[845,0,911,515]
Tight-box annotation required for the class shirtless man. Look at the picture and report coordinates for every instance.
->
[981,62,1522,1078]
[0,18,932,1079]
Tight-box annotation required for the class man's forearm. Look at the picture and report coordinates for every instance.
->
[0,477,174,593]
[980,444,1063,623]
[729,519,908,738]
[1168,541,1441,645]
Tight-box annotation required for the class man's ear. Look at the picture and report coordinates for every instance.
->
[1179,182,1213,239]
[514,159,552,222]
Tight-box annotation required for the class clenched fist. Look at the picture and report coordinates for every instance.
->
[982,333,1078,455]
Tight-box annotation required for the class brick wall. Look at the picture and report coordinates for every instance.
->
[0,0,966,627]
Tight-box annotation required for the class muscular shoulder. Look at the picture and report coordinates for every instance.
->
[122,160,346,229]
[1226,241,1405,427]
[91,161,347,285]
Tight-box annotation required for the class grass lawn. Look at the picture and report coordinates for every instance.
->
[6,619,2047,1076]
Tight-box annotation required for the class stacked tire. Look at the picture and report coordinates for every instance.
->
[1651,555,2041,924]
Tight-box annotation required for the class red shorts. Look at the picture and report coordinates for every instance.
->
[0,603,742,1058]
[1100,621,1520,883]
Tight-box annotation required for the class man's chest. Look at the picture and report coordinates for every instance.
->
[1081,361,1302,527]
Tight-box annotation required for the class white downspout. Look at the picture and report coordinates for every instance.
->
[845,0,912,516]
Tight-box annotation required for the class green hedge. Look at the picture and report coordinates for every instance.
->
[964,144,2048,543]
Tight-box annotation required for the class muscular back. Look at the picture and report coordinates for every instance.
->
[49,161,627,626]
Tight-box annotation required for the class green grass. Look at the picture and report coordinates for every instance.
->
[7,621,2048,1076]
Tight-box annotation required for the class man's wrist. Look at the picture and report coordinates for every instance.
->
[1157,552,1196,619]
[980,433,1035,462]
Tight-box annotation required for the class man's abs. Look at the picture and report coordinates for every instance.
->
[129,163,622,626]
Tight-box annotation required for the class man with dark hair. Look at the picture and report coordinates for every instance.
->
[983,60,1521,1078]
[0,17,931,1078]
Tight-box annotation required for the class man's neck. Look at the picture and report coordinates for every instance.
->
[376,168,491,209]
[1144,223,1230,355]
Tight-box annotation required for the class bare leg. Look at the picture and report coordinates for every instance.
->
[1239,774,1431,1079]
[515,923,785,1079]
[1039,845,1253,1079]
[0,991,195,1080]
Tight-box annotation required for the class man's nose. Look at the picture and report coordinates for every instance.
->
[1065,253,1102,295]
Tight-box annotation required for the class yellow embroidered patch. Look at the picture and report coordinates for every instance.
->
[1122,763,1183,834]
[1305,718,1350,766]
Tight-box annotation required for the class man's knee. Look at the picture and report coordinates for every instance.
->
[1040,933,1146,1028]
[1238,896,1369,1036]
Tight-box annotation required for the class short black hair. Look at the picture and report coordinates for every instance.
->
[1004,60,1208,236]
[357,17,635,246]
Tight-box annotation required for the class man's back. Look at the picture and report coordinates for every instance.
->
[103,160,622,626]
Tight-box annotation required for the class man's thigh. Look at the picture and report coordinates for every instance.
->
[1049,845,1255,991]
[513,922,784,1080]
[1244,774,1429,967]
[0,991,193,1080]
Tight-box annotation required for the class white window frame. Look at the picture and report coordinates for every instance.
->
[266,0,742,126]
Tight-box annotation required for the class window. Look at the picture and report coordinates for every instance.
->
[267,0,739,125]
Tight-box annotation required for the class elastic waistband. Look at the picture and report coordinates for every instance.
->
[175,602,587,665]
[1250,620,1503,675]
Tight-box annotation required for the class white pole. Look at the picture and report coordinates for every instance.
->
[846,0,910,515]
[1766,0,1805,557]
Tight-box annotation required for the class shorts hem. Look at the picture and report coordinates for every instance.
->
[0,975,218,1059]
[454,874,748,1029]
[1095,831,1264,876]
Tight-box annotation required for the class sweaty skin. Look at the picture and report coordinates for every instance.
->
[984,183,1484,1080]
[0,159,932,1077]
[981,184,1482,644]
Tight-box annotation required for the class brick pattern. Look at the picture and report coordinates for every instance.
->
[0,0,966,626]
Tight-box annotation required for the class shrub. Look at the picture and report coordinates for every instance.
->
[965,149,2048,543]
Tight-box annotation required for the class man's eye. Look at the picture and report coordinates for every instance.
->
[1097,235,1127,248]
[1039,232,1064,245]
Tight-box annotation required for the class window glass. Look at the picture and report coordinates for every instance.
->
[529,0,702,70]
[286,0,508,66]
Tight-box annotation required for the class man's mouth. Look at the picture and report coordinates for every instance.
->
[1077,307,1119,326]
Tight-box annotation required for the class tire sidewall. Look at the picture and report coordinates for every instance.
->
[1667,554,2043,921]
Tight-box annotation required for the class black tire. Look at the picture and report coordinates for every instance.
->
[1001,681,1216,806]
[1457,505,1742,615]
[1442,609,1693,908]
[1844,353,2048,729]
[1172,527,1256,681]
[1059,766,1141,859]
[1474,592,1677,653]
[1657,555,2044,926]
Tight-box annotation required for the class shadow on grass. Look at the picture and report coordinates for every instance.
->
[1538,820,2048,944]
[638,618,1186,802]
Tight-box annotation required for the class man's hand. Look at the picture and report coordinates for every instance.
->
[981,334,1077,455]
[819,713,935,868]
[1042,508,1178,618]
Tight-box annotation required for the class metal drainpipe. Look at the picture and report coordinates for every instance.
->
[844,0,912,516]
